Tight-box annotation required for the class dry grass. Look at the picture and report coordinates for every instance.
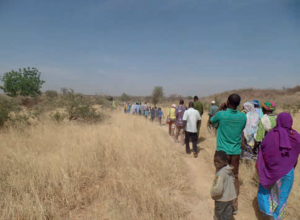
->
[0,114,188,219]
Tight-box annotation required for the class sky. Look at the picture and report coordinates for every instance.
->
[0,0,300,97]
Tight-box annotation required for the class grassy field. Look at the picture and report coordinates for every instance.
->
[1,91,300,219]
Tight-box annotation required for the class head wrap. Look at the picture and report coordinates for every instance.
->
[172,104,176,108]
[252,99,260,107]
[262,102,276,111]
[243,102,260,146]
[257,112,300,188]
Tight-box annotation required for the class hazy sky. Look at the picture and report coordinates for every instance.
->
[0,0,299,96]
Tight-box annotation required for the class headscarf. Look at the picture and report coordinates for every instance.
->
[262,102,276,111]
[252,99,260,107]
[172,104,176,108]
[243,102,260,146]
[257,112,300,188]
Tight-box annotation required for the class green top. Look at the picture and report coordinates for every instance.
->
[194,101,204,116]
[255,115,277,142]
[210,109,247,155]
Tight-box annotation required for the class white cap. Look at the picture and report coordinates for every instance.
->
[211,100,216,104]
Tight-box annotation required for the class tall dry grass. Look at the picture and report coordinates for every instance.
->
[0,114,188,219]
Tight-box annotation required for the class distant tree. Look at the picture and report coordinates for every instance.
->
[61,87,68,95]
[0,67,45,97]
[120,93,130,102]
[151,86,164,106]
[107,96,114,101]
[187,96,193,100]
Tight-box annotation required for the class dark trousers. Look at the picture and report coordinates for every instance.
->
[214,201,232,220]
[185,131,198,153]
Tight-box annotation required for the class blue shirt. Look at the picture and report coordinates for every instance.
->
[158,110,163,118]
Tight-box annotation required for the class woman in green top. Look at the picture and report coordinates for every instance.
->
[253,102,277,154]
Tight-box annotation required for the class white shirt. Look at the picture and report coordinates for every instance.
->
[183,108,201,133]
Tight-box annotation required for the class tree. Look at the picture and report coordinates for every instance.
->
[151,86,164,106]
[0,67,45,97]
[120,93,130,102]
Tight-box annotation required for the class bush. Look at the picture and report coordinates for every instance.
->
[0,97,22,128]
[45,90,59,99]
[61,89,108,123]
[50,112,66,123]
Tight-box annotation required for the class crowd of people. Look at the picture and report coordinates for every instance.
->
[123,94,300,220]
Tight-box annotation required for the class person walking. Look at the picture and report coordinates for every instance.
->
[241,102,260,161]
[131,103,136,115]
[253,101,277,154]
[207,100,219,134]
[252,99,263,119]
[175,99,186,145]
[257,112,300,219]
[209,94,247,215]
[158,108,164,126]
[135,103,140,115]
[167,104,177,137]
[211,151,237,220]
[150,107,155,123]
[183,102,201,158]
[194,96,204,138]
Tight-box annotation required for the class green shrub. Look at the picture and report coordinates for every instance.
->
[60,89,108,123]
[50,112,66,123]
[0,97,22,128]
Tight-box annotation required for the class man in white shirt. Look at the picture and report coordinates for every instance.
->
[183,102,202,158]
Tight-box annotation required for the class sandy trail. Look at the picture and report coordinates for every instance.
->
[73,111,259,220]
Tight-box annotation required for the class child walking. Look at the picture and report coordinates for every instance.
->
[211,151,236,220]
[158,108,164,126]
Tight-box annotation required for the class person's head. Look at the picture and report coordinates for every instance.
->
[188,102,194,108]
[179,99,184,105]
[172,104,176,109]
[227,94,241,110]
[155,107,157,109]
[214,151,228,171]
[145,102,147,104]
[243,102,255,114]
[277,112,293,131]
[252,100,260,108]
[158,107,161,111]
[194,96,199,102]
[262,102,276,115]
[211,100,216,105]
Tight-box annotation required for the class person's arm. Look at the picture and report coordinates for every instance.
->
[197,111,201,129]
[182,111,187,130]
[241,132,246,151]
[200,103,204,116]
[210,174,224,200]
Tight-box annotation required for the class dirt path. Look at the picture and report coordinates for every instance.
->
[158,113,257,220]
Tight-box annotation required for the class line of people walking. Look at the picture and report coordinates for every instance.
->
[124,94,300,220]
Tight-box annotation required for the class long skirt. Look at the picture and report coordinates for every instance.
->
[241,143,257,161]
[258,168,294,220]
